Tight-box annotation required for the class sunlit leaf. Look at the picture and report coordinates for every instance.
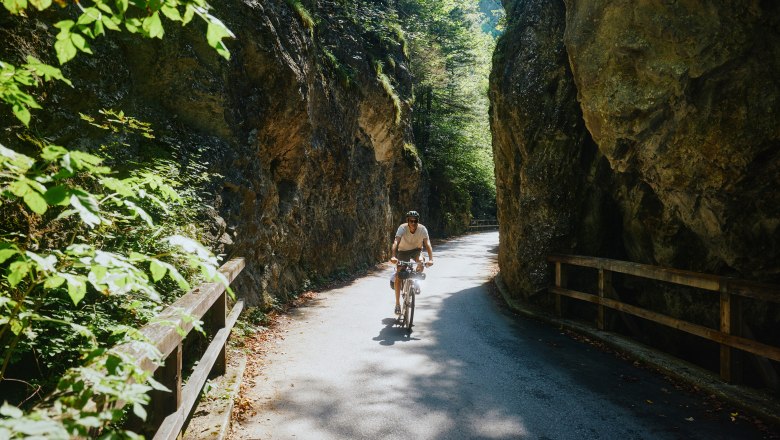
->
[54,38,77,64]
[62,274,87,304]
[8,260,30,287]
[23,190,48,214]
[0,248,18,264]
[2,0,27,15]
[143,12,164,39]
[69,191,101,227]
[43,275,66,289]
[149,259,166,282]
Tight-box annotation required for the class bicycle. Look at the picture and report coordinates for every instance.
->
[394,257,429,333]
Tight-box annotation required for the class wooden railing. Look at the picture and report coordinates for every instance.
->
[547,254,780,383]
[468,218,499,231]
[118,257,246,439]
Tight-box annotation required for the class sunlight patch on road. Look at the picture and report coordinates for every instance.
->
[469,408,529,438]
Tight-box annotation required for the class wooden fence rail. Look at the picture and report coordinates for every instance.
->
[547,254,780,383]
[117,257,246,439]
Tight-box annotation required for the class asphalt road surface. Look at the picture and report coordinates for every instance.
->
[231,231,769,440]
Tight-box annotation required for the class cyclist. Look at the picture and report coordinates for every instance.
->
[389,210,434,315]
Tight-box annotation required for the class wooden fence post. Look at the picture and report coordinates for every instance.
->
[209,290,227,378]
[719,280,742,383]
[147,343,182,435]
[597,269,611,331]
[555,262,566,318]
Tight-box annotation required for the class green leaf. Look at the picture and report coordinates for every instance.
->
[76,7,99,25]
[23,190,47,214]
[54,19,75,31]
[25,251,56,272]
[0,248,18,264]
[0,403,22,418]
[149,259,167,282]
[70,32,93,55]
[89,264,107,283]
[143,12,164,38]
[28,0,50,9]
[206,19,233,60]
[8,260,30,287]
[125,17,142,33]
[0,144,34,171]
[105,354,121,374]
[12,104,31,126]
[101,14,121,31]
[101,177,136,197]
[41,145,68,161]
[160,4,181,21]
[43,185,70,206]
[182,4,195,25]
[93,17,105,37]
[124,200,154,226]
[70,192,101,228]
[43,275,66,288]
[163,262,189,291]
[63,274,87,305]
[54,38,78,64]
[2,0,27,15]
[24,56,73,86]
[132,403,147,421]
[8,180,30,197]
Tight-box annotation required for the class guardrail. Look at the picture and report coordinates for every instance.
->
[118,257,245,439]
[547,254,780,383]
[468,218,499,231]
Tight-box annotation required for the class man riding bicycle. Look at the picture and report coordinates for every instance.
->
[390,210,434,315]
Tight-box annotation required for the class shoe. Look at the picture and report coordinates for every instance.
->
[394,305,401,315]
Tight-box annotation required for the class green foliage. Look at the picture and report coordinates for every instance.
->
[320,47,354,88]
[0,1,234,435]
[285,0,315,32]
[374,60,402,125]
[1,0,234,126]
[395,0,499,231]
[0,116,228,435]
[333,0,499,230]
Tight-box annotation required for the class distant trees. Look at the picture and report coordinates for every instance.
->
[397,0,500,234]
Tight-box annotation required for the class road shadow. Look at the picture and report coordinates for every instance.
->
[372,317,420,346]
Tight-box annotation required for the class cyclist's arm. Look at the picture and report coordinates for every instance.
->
[423,238,434,265]
[390,236,401,262]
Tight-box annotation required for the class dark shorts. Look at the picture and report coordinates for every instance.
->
[397,248,421,262]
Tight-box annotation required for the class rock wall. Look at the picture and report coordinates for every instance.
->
[0,0,423,306]
[563,0,780,279]
[491,0,780,375]
[491,0,780,297]
[489,0,619,298]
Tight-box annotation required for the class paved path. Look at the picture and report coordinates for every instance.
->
[231,231,768,439]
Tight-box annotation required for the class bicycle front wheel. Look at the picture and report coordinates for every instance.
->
[405,289,415,332]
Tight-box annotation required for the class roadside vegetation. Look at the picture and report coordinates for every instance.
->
[0,0,233,437]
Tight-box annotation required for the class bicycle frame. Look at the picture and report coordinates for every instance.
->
[395,257,427,332]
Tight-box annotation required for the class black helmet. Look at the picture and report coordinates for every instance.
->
[405,210,420,219]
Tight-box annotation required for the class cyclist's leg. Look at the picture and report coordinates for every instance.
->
[394,275,401,312]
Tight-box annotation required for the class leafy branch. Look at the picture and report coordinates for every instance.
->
[1,0,234,126]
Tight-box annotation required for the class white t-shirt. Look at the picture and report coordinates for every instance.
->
[395,223,429,251]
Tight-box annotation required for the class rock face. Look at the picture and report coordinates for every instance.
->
[563,0,780,279]
[0,0,423,306]
[491,0,780,297]
[491,0,780,377]
[489,0,619,298]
